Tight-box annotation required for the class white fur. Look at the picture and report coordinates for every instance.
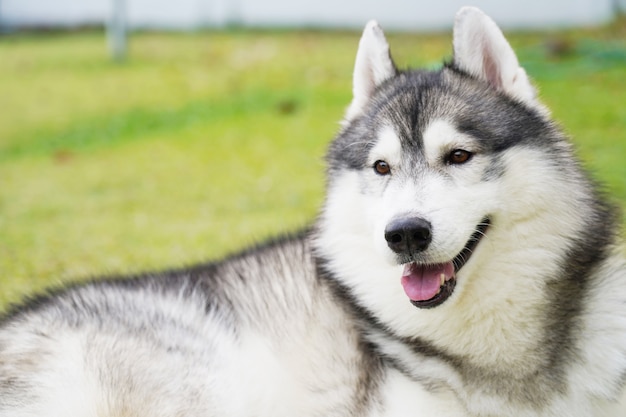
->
[368,125,403,169]
[572,251,626,400]
[375,368,466,417]
[2,332,100,417]
[421,119,478,167]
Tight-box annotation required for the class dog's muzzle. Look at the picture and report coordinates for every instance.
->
[385,216,491,308]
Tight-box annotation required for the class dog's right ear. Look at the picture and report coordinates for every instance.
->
[343,21,397,125]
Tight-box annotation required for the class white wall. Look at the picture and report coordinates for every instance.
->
[233,0,616,29]
[0,0,618,30]
[0,0,109,27]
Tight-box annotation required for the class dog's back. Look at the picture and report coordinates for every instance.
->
[0,234,391,416]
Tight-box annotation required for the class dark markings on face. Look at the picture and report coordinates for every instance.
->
[326,65,560,181]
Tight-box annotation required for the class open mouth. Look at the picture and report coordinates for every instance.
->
[401,217,491,309]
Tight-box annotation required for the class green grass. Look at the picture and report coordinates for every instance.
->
[1,24,625,310]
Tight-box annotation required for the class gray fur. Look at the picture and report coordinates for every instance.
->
[1,235,383,416]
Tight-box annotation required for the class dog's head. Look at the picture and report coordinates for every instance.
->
[314,7,595,345]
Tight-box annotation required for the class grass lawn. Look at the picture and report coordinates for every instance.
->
[1,22,625,310]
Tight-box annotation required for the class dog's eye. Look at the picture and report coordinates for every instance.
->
[373,160,391,175]
[447,149,473,165]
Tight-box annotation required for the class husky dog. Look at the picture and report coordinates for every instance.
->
[1,7,626,417]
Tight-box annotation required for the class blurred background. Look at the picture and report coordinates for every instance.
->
[2,0,626,30]
[1,0,625,309]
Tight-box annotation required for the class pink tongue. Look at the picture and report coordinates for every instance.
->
[401,262,455,301]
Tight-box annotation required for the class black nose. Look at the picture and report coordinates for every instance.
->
[384,217,432,255]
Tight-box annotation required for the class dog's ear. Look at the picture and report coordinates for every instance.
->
[343,21,397,124]
[453,7,539,108]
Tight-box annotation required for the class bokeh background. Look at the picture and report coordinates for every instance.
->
[1,0,625,309]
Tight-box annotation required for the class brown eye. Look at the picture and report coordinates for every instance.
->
[373,160,391,175]
[447,149,473,165]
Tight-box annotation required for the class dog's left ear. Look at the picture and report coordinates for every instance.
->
[343,21,397,124]
[453,7,539,108]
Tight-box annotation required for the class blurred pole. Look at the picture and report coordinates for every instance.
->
[107,0,127,62]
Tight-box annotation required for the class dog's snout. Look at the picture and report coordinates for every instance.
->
[384,217,432,255]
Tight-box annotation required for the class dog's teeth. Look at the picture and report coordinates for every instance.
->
[440,273,445,287]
